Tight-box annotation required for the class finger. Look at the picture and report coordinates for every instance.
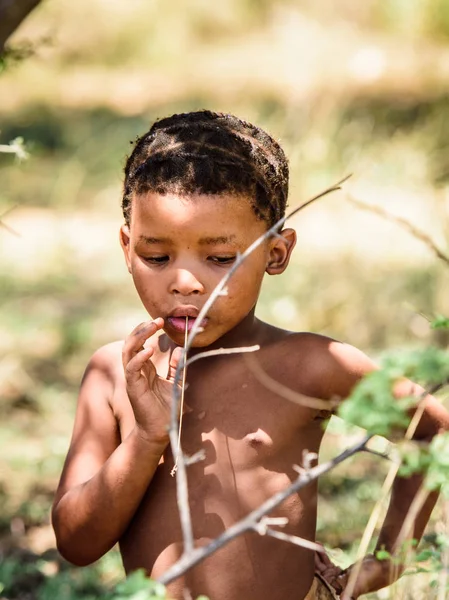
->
[322,566,343,579]
[317,549,334,568]
[125,346,155,387]
[320,569,344,594]
[167,346,184,382]
[315,552,327,573]
[122,319,164,368]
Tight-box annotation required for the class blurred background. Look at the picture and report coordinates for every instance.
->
[1,0,449,598]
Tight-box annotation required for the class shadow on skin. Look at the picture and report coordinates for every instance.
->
[121,335,334,578]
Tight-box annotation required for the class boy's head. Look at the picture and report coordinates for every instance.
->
[122,110,289,228]
[120,111,296,346]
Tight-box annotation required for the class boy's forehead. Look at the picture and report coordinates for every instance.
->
[132,190,249,210]
[131,192,265,235]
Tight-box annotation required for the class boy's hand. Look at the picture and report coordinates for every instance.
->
[122,318,183,445]
[338,554,395,599]
[314,545,344,594]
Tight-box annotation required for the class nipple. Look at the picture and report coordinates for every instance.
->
[246,428,273,448]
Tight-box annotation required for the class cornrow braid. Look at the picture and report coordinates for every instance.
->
[122,110,289,227]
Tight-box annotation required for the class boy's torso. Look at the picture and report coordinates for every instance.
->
[107,327,335,600]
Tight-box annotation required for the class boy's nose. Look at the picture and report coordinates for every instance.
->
[169,269,205,296]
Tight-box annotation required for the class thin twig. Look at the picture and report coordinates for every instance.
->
[244,352,337,411]
[0,144,21,153]
[360,447,392,461]
[256,516,289,532]
[396,485,431,557]
[347,194,449,266]
[437,500,449,600]
[184,449,206,466]
[185,345,260,368]
[0,219,20,236]
[158,434,371,585]
[0,205,20,236]
[262,527,324,553]
[170,318,189,477]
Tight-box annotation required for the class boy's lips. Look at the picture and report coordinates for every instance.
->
[166,309,208,333]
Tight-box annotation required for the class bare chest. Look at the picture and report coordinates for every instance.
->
[114,353,328,474]
[116,353,327,593]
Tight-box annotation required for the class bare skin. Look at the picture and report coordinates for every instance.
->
[52,192,449,600]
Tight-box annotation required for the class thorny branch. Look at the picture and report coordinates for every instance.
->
[185,344,260,368]
[0,205,19,236]
[159,435,372,585]
[167,175,351,558]
[347,194,449,266]
[359,446,392,461]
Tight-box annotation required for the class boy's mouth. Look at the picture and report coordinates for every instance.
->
[166,314,208,333]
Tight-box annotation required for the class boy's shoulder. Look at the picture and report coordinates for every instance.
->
[265,326,369,361]
[264,328,377,401]
[88,340,124,366]
[82,340,125,387]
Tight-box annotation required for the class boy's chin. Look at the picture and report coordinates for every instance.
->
[163,329,216,348]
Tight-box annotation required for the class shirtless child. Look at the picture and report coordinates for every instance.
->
[52,111,449,600]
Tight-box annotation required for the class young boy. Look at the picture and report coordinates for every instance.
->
[52,111,449,600]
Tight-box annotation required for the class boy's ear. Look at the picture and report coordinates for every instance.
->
[266,228,296,275]
[119,224,132,273]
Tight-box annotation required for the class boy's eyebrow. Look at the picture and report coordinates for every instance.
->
[138,235,173,245]
[198,235,236,245]
[137,235,237,246]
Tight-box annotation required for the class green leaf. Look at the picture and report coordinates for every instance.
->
[431,315,449,330]
[382,347,449,385]
[375,549,391,560]
[398,440,431,478]
[415,549,435,562]
[436,533,449,548]
[426,432,449,496]
[338,370,413,437]
[109,571,167,599]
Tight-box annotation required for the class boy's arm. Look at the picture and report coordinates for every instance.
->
[52,319,179,566]
[340,382,449,599]
[321,341,449,599]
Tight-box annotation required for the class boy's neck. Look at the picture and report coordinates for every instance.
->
[189,310,264,356]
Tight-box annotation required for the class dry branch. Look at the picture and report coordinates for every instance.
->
[347,194,449,266]
[158,434,372,585]
[0,206,19,236]
[185,344,260,368]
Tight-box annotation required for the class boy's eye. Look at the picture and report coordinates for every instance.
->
[209,256,236,265]
[143,256,169,264]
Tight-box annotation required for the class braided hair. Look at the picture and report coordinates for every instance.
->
[122,110,289,227]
